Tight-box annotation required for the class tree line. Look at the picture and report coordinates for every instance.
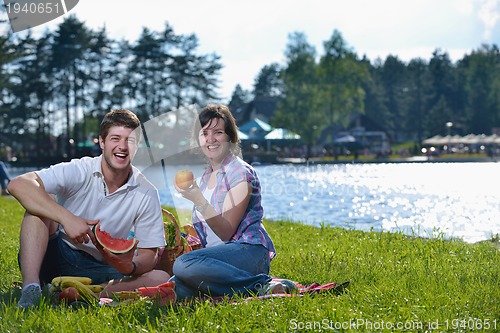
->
[0,15,222,163]
[239,31,500,157]
[1,15,499,164]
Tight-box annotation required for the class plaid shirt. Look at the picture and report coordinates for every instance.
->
[192,153,276,259]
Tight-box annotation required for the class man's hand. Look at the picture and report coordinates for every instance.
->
[93,238,139,275]
[61,217,99,245]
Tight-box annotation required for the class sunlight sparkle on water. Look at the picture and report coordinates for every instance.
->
[256,162,500,243]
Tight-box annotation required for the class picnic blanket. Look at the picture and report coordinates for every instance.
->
[157,277,349,305]
[254,277,350,299]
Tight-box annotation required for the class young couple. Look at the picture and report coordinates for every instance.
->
[11,105,286,308]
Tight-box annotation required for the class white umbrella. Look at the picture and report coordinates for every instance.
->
[461,134,479,144]
[334,135,357,143]
[482,134,498,144]
[264,128,301,140]
[422,135,443,145]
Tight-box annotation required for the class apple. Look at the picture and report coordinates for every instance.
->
[59,287,80,304]
[175,170,194,190]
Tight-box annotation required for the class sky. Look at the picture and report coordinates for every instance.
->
[4,0,500,102]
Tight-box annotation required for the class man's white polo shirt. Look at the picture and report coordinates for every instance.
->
[36,156,165,261]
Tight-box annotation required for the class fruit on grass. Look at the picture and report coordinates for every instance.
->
[93,223,137,254]
[113,291,141,300]
[137,281,176,306]
[175,170,194,190]
[87,284,104,293]
[59,287,80,304]
[52,276,99,305]
[59,279,99,305]
[136,281,175,297]
[52,276,92,288]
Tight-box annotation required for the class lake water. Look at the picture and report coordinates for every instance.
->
[146,161,500,244]
[252,162,500,243]
[8,161,500,243]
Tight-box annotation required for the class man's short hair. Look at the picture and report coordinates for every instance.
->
[100,109,141,141]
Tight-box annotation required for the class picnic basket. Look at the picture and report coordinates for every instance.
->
[156,208,202,275]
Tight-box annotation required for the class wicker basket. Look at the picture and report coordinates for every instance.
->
[156,208,201,276]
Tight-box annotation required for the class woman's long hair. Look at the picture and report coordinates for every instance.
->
[191,104,241,156]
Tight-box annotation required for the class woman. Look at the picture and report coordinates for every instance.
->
[170,104,279,300]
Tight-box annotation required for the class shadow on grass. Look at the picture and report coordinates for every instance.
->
[0,281,22,308]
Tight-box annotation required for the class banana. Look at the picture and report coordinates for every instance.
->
[87,284,104,293]
[51,276,92,288]
[60,279,99,305]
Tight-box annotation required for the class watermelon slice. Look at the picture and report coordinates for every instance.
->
[93,223,137,254]
[137,281,176,306]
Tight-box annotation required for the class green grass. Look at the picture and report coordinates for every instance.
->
[1,196,499,332]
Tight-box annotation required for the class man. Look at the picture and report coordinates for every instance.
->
[8,109,169,308]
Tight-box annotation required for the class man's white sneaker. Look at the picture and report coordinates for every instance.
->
[18,285,42,308]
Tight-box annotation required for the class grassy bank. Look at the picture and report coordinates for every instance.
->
[0,196,499,332]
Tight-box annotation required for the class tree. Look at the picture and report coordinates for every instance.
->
[86,27,114,118]
[229,84,251,105]
[362,57,390,138]
[406,58,429,142]
[108,39,135,110]
[130,27,164,119]
[228,84,251,121]
[378,55,409,142]
[253,63,282,98]
[50,15,92,157]
[459,44,500,134]
[273,32,322,159]
[10,32,55,161]
[317,30,368,128]
[129,24,222,118]
[0,27,25,151]
[169,30,222,108]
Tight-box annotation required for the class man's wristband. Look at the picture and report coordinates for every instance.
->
[127,261,137,276]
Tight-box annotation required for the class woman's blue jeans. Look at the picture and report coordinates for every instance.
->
[169,242,272,300]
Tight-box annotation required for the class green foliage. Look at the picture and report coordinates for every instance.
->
[318,30,369,127]
[273,32,324,153]
[253,63,282,98]
[0,197,499,332]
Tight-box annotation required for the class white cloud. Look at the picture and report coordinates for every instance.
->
[477,0,500,39]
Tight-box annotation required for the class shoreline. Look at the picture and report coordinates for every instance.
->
[3,153,498,169]
[272,155,500,165]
